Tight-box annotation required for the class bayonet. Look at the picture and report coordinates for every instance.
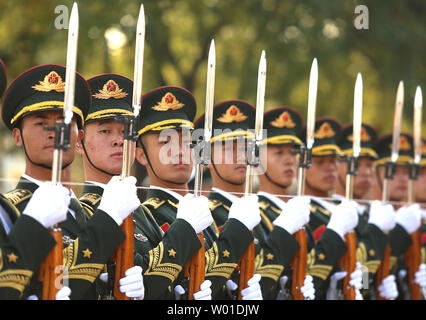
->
[114,3,145,300]
[39,2,79,300]
[185,39,215,300]
[238,50,266,300]
[290,58,318,300]
[377,80,405,300]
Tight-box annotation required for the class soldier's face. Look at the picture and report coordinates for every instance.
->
[376,165,409,201]
[12,110,81,168]
[209,140,247,185]
[136,130,193,184]
[338,156,374,198]
[260,144,297,187]
[306,155,338,192]
[78,119,130,175]
[414,167,426,202]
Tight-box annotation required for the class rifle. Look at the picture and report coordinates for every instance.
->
[113,4,145,300]
[237,50,266,300]
[290,58,317,300]
[338,73,363,300]
[184,39,215,300]
[37,2,79,300]
[404,86,422,300]
[376,81,404,300]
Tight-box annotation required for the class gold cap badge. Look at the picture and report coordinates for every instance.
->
[348,127,371,142]
[217,105,248,123]
[314,122,335,139]
[152,92,184,111]
[32,71,65,92]
[270,111,296,128]
[92,80,128,99]
[389,135,411,151]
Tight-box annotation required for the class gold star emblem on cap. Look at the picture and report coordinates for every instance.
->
[7,253,18,263]
[314,122,335,139]
[222,249,230,258]
[32,71,66,93]
[217,105,248,123]
[348,127,371,142]
[368,249,375,257]
[389,135,411,151]
[83,248,93,259]
[318,253,326,261]
[270,111,296,128]
[168,248,177,258]
[93,79,128,99]
[152,92,184,111]
[266,253,274,261]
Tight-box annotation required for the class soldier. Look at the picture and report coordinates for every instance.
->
[1,64,141,299]
[195,102,313,300]
[414,139,426,293]
[373,133,424,299]
[135,87,262,300]
[237,106,314,300]
[0,59,70,300]
[77,74,213,299]
[334,123,398,299]
[301,118,362,299]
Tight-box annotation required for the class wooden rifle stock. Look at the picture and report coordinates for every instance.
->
[376,243,391,300]
[238,237,255,300]
[405,229,422,300]
[113,215,134,300]
[339,231,357,300]
[184,233,206,300]
[290,228,307,300]
[38,228,63,300]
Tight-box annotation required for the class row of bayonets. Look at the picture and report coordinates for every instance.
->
[41,3,423,300]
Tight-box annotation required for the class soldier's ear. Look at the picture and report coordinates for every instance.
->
[12,127,23,147]
[135,145,148,166]
[75,129,85,155]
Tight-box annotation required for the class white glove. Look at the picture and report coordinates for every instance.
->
[395,204,422,234]
[55,286,71,300]
[176,194,213,234]
[23,182,70,229]
[301,275,315,300]
[119,266,144,300]
[326,271,347,300]
[193,280,212,300]
[327,200,359,240]
[415,263,426,288]
[228,195,261,231]
[98,176,140,226]
[240,274,263,300]
[349,262,363,290]
[273,196,310,234]
[378,274,398,299]
[368,200,396,233]
[174,283,212,300]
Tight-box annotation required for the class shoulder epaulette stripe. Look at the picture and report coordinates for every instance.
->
[4,189,32,207]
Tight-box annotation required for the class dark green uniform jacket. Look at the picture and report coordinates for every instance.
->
[143,187,253,299]
[79,182,202,300]
[4,176,125,300]
[0,194,56,299]
[309,197,390,299]
[209,189,300,300]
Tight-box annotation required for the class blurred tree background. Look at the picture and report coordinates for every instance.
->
[0,0,425,194]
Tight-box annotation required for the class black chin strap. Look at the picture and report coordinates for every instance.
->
[81,140,115,177]
[139,138,187,186]
[20,128,72,171]
[264,171,291,189]
[210,160,245,186]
